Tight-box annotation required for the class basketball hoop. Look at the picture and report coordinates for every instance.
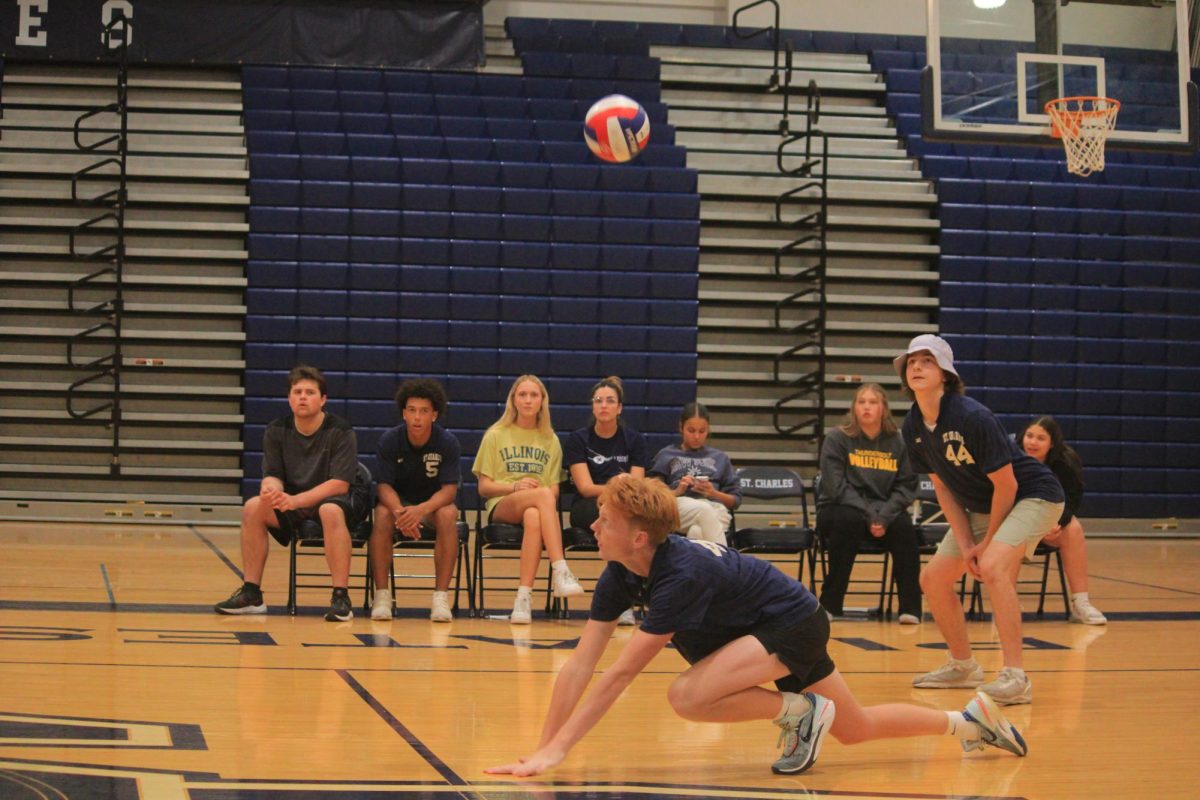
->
[1045,96,1120,177]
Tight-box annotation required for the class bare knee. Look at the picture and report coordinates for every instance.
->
[978,552,1014,585]
[319,504,348,537]
[522,507,543,540]
[920,559,959,593]
[666,675,704,720]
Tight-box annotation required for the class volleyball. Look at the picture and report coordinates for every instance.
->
[583,94,650,163]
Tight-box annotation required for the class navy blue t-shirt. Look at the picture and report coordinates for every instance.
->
[591,536,819,658]
[902,393,1063,511]
[374,423,461,504]
[563,424,649,485]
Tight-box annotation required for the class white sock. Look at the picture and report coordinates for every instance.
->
[432,590,448,600]
[516,586,533,599]
[946,711,981,740]
[551,559,569,574]
[950,656,977,667]
[773,692,812,723]
[1072,592,1090,606]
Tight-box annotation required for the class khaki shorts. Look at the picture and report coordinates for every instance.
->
[936,497,1065,559]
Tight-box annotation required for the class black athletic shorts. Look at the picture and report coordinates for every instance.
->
[267,486,371,546]
[672,608,836,694]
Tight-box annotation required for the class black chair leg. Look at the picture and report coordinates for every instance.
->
[288,539,298,615]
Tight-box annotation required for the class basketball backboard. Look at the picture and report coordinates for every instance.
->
[924,0,1197,149]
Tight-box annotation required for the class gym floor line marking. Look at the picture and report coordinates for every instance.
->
[1090,572,1200,596]
[189,524,244,580]
[336,668,480,798]
[99,564,115,607]
[2,659,1198,677]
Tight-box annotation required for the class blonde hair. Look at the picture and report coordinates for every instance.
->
[489,374,554,437]
[839,382,898,437]
[598,475,680,546]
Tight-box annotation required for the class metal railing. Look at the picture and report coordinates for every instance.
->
[64,15,130,476]
[732,0,783,91]
[771,81,828,440]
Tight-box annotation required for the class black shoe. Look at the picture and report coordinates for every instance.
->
[214,585,266,615]
[325,588,353,622]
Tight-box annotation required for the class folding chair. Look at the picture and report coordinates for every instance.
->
[471,491,557,618]
[375,504,474,617]
[727,467,816,588]
[551,483,607,619]
[964,542,1069,621]
[286,462,374,615]
[811,473,892,617]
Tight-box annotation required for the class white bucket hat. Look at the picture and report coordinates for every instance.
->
[893,334,958,385]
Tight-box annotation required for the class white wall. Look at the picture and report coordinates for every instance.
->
[740,0,927,37]
[487,0,1186,54]
[483,0,726,26]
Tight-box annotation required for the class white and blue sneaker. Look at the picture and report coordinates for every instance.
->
[772,692,836,774]
[962,691,1028,757]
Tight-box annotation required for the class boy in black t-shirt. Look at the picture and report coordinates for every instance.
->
[485,476,1027,779]
[214,365,369,621]
[896,335,1064,706]
[369,378,462,622]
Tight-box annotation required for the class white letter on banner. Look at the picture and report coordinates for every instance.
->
[16,0,48,47]
[102,0,133,47]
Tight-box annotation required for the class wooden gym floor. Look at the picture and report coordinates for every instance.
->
[1,520,1197,799]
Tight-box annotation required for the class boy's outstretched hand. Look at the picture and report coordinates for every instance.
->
[485,747,565,777]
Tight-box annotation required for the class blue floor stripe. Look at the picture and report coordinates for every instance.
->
[336,669,470,789]
[189,525,244,580]
[99,564,116,607]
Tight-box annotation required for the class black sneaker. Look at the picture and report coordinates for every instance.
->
[325,588,353,622]
[214,585,266,615]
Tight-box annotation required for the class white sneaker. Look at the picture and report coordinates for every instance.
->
[913,659,984,689]
[430,591,453,623]
[617,608,637,626]
[1070,599,1107,625]
[369,589,392,620]
[979,667,1033,706]
[962,691,1027,756]
[552,567,583,598]
[510,592,532,624]
[898,613,921,625]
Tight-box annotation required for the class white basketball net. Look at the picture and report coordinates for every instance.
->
[1045,97,1120,177]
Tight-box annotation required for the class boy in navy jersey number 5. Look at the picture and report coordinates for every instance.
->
[897,335,1064,705]
[486,475,1027,778]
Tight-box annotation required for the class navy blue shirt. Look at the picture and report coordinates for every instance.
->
[902,394,1063,511]
[591,536,820,657]
[563,424,649,485]
[374,423,461,504]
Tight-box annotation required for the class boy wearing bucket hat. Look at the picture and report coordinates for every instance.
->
[895,335,1064,705]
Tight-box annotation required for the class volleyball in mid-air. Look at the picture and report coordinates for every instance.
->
[583,94,650,163]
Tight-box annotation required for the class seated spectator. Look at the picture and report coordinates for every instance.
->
[564,376,648,626]
[214,365,369,621]
[649,402,740,544]
[1020,416,1107,625]
[368,378,462,623]
[473,375,583,625]
[816,383,921,624]
[564,376,649,530]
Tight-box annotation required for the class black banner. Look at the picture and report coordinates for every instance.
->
[1,0,483,69]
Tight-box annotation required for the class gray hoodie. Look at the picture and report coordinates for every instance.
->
[817,428,916,527]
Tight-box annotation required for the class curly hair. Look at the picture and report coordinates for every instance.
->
[395,378,448,418]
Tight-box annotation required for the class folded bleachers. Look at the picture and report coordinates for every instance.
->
[241,63,700,497]
[867,38,1200,517]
